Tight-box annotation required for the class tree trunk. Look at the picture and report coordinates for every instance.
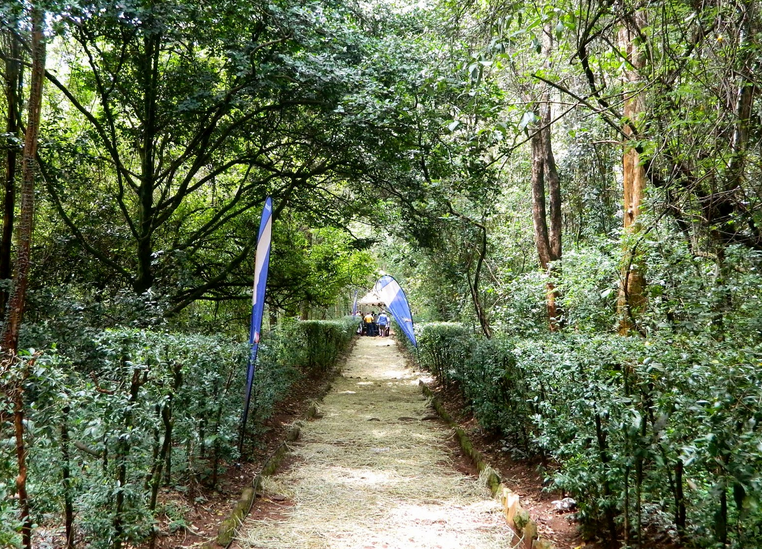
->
[12,371,31,549]
[530,24,563,330]
[617,12,648,335]
[1,14,45,549]
[0,30,22,316]
[466,220,492,338]
[675,459,686,542]
[1,9,45,352]
[114,369,145,549]
[61,405,75,549]
[531,127,552,270]
[135,30,161,295]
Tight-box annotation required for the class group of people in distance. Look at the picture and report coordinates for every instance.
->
[361,310,389,337]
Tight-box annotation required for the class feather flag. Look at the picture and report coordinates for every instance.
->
[241,197,273,448]
[374,275,417,347]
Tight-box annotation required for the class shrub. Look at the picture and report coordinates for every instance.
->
[295,317,357,374]
[416,322,473,383]
[416,326,762,548]
[2,318,354,548]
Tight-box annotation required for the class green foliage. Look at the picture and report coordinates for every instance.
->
[268,219,376,317]
[0,317,352,547]
[0,361,23,549]
[556,241,619,332]
[21,0,435,320]
[5,1,762,548]
[416,322,473,382]
[291,317,358,374]
[416,325,762,547]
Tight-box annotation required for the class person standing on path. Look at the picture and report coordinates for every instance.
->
[376,310,389,336]
[363,310,376,336]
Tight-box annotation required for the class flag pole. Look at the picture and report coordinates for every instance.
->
[239,197,273,455]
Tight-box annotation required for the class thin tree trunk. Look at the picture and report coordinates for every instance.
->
[1,30,22,316]
[675,459,686,542]
[61,405,75,549]
[1,11,44,351]
[466,222,492,338]
[12,367,31,549]
[114,369,145,549]
[617,12,648,335]
[593,408,618,547]
[530,24,563,330]
[447,205,492,338]
[1,13,45,549]
[531,127,552,270]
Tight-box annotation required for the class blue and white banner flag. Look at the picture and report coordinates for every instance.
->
[374,275,417,347]
[242,197,273,438]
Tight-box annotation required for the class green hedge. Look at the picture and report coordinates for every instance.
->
[416,322,472,382]
[0,319,355,548]
[291,316,358,374]
[415,323,762,548]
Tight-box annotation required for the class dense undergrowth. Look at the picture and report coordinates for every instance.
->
[405,323,762,548]
[0,317,357,548]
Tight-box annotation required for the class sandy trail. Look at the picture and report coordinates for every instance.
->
[234,336,516,549]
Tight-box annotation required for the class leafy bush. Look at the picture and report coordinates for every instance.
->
[293,317,357,374]
[416,326,762,548]
[416,322,473,383]
[2,318,354,548]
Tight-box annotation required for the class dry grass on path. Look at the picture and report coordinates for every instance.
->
[234,337,516,549]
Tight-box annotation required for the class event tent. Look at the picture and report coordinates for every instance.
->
[357,290,384,307]
[354,277,417,348]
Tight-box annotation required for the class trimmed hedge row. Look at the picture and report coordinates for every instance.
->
[413,322,762,548]
[0,317,357,548]
[294,318,358,373]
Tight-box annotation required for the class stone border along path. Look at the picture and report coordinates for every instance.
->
[232,336,519,549]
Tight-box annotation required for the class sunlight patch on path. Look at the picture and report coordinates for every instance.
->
[234,337,516,549]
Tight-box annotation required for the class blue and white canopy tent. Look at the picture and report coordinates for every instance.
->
[373,275,417,348]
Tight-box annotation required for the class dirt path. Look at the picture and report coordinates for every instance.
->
[233,336,516,549]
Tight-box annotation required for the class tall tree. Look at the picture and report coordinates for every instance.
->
[617,9,648,335]
[0,27,22,316]
[2,7,45,352]
[37,0,397,314]
[530,22,563,330]
[0,8,46,549]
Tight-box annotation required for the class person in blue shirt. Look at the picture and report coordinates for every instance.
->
[376,311,389,337]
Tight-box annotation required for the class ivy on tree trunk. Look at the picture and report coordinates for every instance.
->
[0,9,45,549]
